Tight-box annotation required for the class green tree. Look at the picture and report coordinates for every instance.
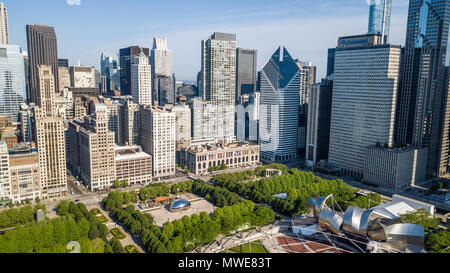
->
[395,209,439,231]
[114,179,121,189]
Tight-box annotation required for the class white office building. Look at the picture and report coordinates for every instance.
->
[328,44,401,179]
[132,50,152,105]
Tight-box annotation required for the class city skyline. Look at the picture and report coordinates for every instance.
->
[4,0,409,81]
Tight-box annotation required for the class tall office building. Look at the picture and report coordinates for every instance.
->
[100,54,120,94]
[368,0,392,43]
[132,50,152,105]
[306,80,333,167]
[236,48,257,102]
[395,0,450,178]
[0,2,9,45]
[259,47,300,163]
[140,106,176,179]
[119,100,140,146]
[0,45,27,122]
[151,37,174,106]
[26,24,59,104]
[35,65,67,199]
[79,105,116,191]
[119,46,149,96]
[236,92,259,142]
[170,104,191,148]
[328,40,401,179]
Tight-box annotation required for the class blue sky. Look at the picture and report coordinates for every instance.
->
[4,0,410,81]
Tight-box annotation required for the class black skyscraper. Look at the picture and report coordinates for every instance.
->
[26,24,59,104]
[395,0,450,178]
[119,46,149,96]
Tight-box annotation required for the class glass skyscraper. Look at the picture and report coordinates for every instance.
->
[395,0,450,178]
[368,0,392,42]
[0,45,26,122]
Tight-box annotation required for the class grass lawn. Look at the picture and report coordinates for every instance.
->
[228,240,268,253]
[110,228,126,239]
[125,245,140,253]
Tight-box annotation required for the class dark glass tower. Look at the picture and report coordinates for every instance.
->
[119,46,149,96]
[26,24,59,105]
[236,48,257,102]
[395,0,450,178]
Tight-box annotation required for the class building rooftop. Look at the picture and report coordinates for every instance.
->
[114,145,152,161]
[185,141,258,153]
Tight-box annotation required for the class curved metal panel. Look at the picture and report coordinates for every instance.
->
[384,224,425,252]
[359,208,377,235]
[319,207,343,235]
[306,198,316,212]
[342,206,364,234]
[367,218,387,241]
[313,195,332,218]
[170,200,191,211]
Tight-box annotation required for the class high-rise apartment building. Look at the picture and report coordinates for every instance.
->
[236,48,257,102]
[328,43,401,179]
[119,46,149,96]
[395,0,450,178]
[119,100,140,145]
[198,32,236,143]
[132,50,152,105]
[259,47,300,163]
[79,105,116,191]
[0,2,9,45]
[26,24,59,104]
[140,106,176,179]
[0,45,27,122]
[35,65,67,199]
[368,0,392,43]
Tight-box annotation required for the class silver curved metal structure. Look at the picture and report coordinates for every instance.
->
[342,206,364,235]
[384,224,425,252]
[306,197,316,212]
[319,207,343,235]
[313,195,332,218]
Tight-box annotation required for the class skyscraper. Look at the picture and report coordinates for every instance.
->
[259,47,300,163]
[395,0,450,178]
[100,54,120,95]
[0,2,9,45]
[119,46,149,96]
[0,45,27,122]
[132,50,152,105]
[151,37,174,106]
[368,0,392,43]
[26,24,59,104]
[236,48,257,102]
[35,65,67,199]
[328,42,401,179]
[198,32,236,143]
[119,100,140,146]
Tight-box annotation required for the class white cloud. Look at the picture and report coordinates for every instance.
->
[66,0,81,6]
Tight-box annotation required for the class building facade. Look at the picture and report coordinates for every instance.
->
[236,48,257,102]
[70,66,96,88]
[170,104,191,149]
[119,100,140,146]
[0,141,10,203]
[259,47,300,163]
[26,24,59,104]
[114,145,152,186]
[306,80,333,167]
[364,146,427,192]
[0,45,27,122]
[140,106,176,179]
[35,65,67,199]
[394,0,450,178]
[328,44,401,179]
[119,46,149,96]
[9,147,41,203]
[368,0,392,43]
[179,141,260,175]
[132,51,152,105]
[0,2,9,45]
